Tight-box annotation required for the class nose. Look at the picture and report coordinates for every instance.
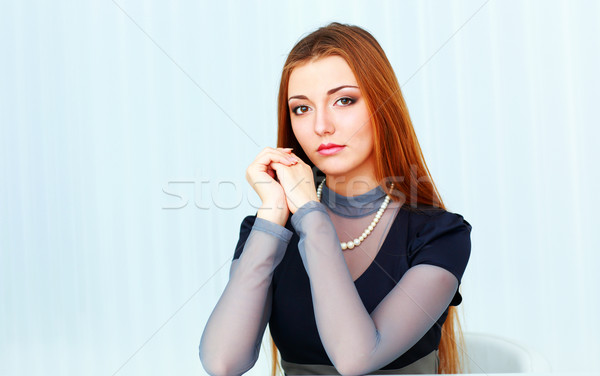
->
[314,106,335,136]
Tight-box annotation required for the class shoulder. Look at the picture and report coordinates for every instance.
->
[402,203,472,257]
[401,204,473,286]
[401,203,472,238]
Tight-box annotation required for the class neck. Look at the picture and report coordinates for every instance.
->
[325,175,379,197]
[319,175,387,218]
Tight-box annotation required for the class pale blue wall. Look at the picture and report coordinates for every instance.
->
[1,0,599,375]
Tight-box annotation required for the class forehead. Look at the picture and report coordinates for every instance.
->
[288,55,358,93]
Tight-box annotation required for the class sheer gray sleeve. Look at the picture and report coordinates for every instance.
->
[199,217,293,376]
[291,201,464,376]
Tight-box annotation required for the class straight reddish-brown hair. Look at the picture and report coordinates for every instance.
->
[271,22,466,374]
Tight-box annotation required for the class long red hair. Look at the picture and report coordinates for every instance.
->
[271,22,466,374]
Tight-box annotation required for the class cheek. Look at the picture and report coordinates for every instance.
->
[290,120,301,138]
[291,123,310,148]
[342,104,371,135]
[355,122,374,156]
[353,117,373,143]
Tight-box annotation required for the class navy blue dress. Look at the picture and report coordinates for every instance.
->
[233,203,472,370]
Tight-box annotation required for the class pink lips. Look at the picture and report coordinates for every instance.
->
[317,145,345,156]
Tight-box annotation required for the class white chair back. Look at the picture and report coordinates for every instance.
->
[462,332,552,373]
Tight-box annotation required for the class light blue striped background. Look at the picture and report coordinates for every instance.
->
[1,0,599,375]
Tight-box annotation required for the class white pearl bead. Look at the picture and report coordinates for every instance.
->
[316,179,394,251]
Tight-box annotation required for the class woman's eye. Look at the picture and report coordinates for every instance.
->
[291,98,354,115]
[292,105,310,115]
[336,97,355,106]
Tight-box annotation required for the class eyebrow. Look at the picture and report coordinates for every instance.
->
[287,85,359,101]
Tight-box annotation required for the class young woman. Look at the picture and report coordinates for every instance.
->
[200,22,472,376]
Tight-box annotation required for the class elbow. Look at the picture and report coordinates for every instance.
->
[199,345,255,376]
[331,353,372,376]
[332,337,380,376]
[199,363,225,376]
[200,362,240,376]
[200,356,247,376]
[199,351,225,376]
[334,362,372,376]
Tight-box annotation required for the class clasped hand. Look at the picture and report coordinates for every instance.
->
[246,147,319,218]
[269,150,318,215]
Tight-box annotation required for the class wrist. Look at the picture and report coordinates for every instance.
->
[257,203,289,227]
[290,200,328,230]
[292,198,319,214]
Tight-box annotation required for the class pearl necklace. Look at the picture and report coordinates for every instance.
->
[316,178,394,251]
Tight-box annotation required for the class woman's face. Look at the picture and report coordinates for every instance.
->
[288,55,375,185]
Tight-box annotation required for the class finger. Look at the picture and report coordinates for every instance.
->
[275,148,295,159]
[258,147,284,159]
[269,161,287,169]
[287,152,302,163]
[259,147,294,160]
[271,148,295,163]
[269,161,293,173]
[260,150,298,166]
[263,146,292,155]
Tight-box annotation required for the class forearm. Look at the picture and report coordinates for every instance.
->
[199,218,291,375]
[291,202,379,370]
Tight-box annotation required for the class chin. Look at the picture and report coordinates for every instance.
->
[315,163,352,177]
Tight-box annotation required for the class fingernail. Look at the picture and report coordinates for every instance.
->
[287,157,298,163]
